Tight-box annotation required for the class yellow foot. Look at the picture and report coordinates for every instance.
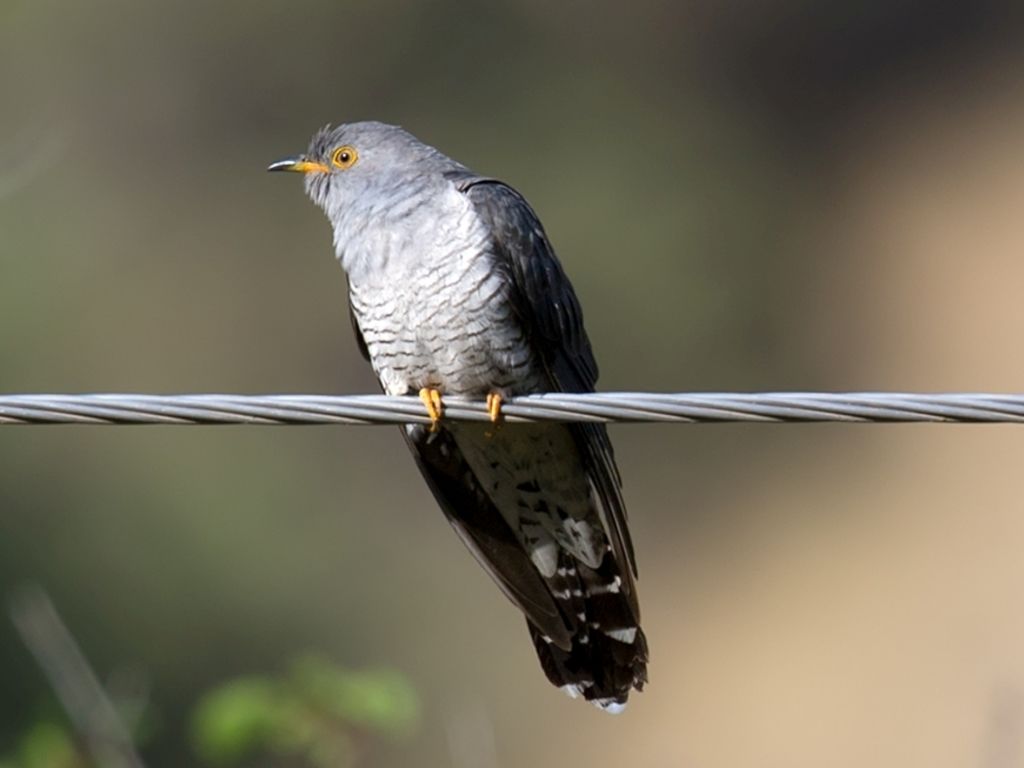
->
[486,392,504,423]
[484,392,504,438]
[419,387,444,432]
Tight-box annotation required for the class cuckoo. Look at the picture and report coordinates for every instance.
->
[269,122,647,711]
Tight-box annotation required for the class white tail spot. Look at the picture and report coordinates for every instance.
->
[588,576,622,595]
[594,698,627,714]
[605,627,638,644]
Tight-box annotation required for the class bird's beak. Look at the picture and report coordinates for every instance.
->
[267,156,330,174]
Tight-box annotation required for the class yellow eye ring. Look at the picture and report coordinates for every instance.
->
[331,145,358,169]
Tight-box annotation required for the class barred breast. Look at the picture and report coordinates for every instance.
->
[340,182,543,398]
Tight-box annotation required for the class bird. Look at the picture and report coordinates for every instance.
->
[269,122,647,711]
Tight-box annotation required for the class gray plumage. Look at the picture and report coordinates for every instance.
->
[270,121,647,710]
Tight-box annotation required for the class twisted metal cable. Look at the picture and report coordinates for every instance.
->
[2,392,1024,425]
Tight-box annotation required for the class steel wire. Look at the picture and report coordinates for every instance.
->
[2,392,1024,425]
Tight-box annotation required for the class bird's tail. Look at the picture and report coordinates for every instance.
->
[528,552,648,712]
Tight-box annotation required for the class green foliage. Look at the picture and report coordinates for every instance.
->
[2,657,417,768]
[288,656,419,737]
[0,722,77,768]
[190,656,419,767]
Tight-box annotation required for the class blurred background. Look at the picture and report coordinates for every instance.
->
[3,0,1024,765]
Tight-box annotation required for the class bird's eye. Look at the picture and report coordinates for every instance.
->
[331,145,358,169]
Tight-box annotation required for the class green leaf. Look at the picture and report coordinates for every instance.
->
[190,676,299,764]
[290,656,419,736]
[16,722,76,768]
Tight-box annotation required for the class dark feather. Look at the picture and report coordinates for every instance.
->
[452,175,639,595]
[446,173,599,387]
[402,424,574,650]
[530,553,649,703]
[451,174,645,706]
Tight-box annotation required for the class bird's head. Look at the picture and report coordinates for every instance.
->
[268,121,457,215]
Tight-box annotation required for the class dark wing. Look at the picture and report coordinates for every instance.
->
[446,173,599,389]
[449,172,639,607]
[402,424,574,650]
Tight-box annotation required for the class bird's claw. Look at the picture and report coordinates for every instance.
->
[486,393,504,423]
[419,388,444,432]
[485,392,504,437]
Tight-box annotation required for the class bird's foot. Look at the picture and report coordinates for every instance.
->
[419,387,444,432]
[486,392,504,423]
[485,392,504,437]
